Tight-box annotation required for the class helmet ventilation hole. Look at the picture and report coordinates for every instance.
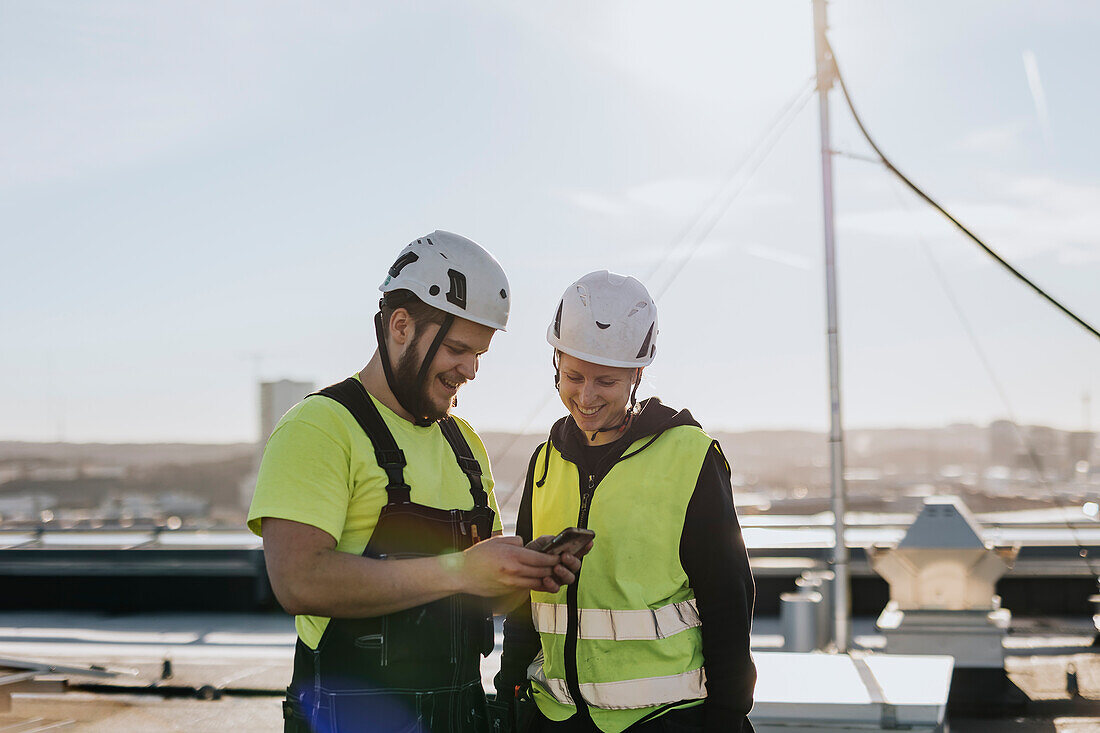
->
[445,269,468,309]
[388,252,420,279]
[636,323,654,359]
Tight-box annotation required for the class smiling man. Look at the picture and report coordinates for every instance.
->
[248,231,581,733]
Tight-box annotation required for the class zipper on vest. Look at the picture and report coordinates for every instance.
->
[563,472,598,721]
[578,474,595,528]
[557,436,654,716]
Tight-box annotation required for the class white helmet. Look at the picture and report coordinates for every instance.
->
[547,270,657,368]
[380,230,510,331]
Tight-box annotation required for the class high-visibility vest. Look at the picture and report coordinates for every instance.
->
[528,425,716,733]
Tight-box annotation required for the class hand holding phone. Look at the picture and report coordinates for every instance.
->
[524,528,594,592]
[527,527,595,557]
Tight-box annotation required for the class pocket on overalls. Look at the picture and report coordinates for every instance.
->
[353,633,384,651]
[328,689,422,733]
[381,596,457,667]
[465,697,490,733]
[513,682,537,733]
[455,594,494,659]
[460,681,491,733]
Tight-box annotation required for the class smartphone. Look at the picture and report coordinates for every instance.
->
[536,527,595,557]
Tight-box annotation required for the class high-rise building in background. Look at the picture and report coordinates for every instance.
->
[989,420,1020,468]
[1026,425,1062,477]
[241,379,315,511]
[1067,431,1096,476]
[259,380,315,445]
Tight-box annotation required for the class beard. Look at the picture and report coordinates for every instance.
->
[392,338,450,423]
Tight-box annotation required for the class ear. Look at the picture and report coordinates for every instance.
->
[388,308,415,347]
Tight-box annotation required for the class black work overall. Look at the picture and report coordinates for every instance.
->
[284,378,495,733]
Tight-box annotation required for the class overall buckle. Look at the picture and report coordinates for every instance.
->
[376,448,406,470]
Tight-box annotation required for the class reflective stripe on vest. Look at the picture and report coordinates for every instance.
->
[532,599,701,641]
[531,663,707,711]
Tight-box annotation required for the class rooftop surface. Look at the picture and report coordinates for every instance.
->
[3,612,1100,731]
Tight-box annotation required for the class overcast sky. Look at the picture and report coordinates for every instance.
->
[3,1,1099,443]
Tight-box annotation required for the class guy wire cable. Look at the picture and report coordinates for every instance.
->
[648,80,817,299]
[824,36,1100,344]
[832,31,1100,577]
[643,76,815,288]
[883,182,1018,430]
[491,391,559,517]
[493,79,818,516]
[885,178,1100,578]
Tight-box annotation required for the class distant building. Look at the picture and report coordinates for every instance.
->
[1016,425,1057,478]
[80,464,127,479]
[28,466,79,481]
[989,420,1019,468]
[1067,431,1096,474]
[989,420,1093,480]
[259,379,314,445]
[245,379,314,512]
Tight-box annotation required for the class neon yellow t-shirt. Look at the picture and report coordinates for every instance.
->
[247,375,502,648]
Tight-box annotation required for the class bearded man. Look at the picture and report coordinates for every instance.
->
[249,231,581,733]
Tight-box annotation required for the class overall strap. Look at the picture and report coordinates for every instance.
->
[438,417,488,508]
[311,378,411,504]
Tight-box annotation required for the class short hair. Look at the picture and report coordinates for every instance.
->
[380,289,447,339]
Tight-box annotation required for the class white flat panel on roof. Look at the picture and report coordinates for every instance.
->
[750,652,952,729]
[0,533,36,549]
[741,527,907,550]
[0,626,199,644]
[155,531,260,547]
[986,527,1100,544]
[39,532,154,547]
[742,524,1100,550]
[742,527,836,548]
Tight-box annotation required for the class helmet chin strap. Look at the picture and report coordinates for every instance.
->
[374,309,455,427]
[584,369,642,443]
[414,313,456,422]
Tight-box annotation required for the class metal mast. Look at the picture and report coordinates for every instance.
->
[812,0,850,652]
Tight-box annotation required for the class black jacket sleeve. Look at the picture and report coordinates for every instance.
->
[493,444,545,703]
[680,441,757,733]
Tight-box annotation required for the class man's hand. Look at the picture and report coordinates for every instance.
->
[456,536,564,597]
[486,538,593,612]
[530,535,593,593]
[508,537,594,610]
